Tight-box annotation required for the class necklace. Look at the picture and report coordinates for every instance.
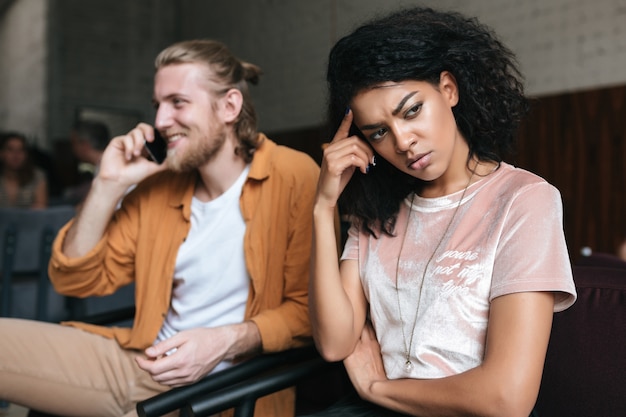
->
[395,168,476,373]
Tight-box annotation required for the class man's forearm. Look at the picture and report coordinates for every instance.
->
[62,177,129,258]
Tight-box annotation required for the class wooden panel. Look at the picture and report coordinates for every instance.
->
[514,84,626,261]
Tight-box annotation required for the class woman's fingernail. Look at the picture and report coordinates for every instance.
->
[345,106,350,115]
[365,164,370,174]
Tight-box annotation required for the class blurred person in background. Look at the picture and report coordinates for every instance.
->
[0,131,48,209]
[63,119,111,205]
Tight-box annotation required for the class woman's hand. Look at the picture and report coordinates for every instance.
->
[343,321,388,402]
[316,109,374,209]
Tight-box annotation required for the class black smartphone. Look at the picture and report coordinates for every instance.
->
[144,128,167,164]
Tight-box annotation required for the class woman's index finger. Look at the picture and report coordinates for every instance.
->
[332,107,354,143]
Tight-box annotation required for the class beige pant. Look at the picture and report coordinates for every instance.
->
[0,318,171,417]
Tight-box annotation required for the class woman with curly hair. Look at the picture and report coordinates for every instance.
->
[0,131,48,208]
[309,7,576,417]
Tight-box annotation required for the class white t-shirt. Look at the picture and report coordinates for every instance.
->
[341,163,577,380]
[156,166,250,373]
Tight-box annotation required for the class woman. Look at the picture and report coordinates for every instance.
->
[0,131,48,208]
[310,7,576,417]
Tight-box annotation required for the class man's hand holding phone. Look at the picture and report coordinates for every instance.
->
[97,123,168,193]
[145,127,168,164]
[63,123,168,258]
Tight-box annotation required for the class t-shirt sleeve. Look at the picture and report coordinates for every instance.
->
[340,223,359,261]
[491,182,577,312]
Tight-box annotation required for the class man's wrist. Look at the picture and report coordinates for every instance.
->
[227,321,262,360]
[91,175,131,201]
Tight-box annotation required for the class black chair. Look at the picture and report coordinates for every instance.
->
[136,344,345,417]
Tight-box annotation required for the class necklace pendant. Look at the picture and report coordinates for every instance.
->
[403,359,414,373]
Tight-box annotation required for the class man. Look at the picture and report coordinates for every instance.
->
[70,119,110,170]
[0,40,319,417]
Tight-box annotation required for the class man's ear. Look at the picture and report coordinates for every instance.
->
[221,88,244,123]
[439,71,459,107]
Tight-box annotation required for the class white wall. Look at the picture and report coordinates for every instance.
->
[187,0,626,133]
[0,0,47,147]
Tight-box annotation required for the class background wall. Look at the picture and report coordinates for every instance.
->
[2,0,626,143]
[0,0,625,257]
[0,0,47,147]
[186,0,626,132]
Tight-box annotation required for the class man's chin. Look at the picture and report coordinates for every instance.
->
[165,155,201,173]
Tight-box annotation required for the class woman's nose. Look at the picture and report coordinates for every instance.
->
[395,132,417,153]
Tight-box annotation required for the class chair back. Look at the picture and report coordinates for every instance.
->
[535,264,626,417]
[0,206,75,320]
[576,251,626,270]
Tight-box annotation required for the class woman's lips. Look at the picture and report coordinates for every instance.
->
[409,152,431,170]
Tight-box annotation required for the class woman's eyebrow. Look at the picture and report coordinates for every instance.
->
[392,91,418,115]
[359,90,420,131]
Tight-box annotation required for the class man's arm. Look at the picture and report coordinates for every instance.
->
[62,123,166,257]
[136,322,262,387]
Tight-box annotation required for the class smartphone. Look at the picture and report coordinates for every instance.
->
[144,128,167,164]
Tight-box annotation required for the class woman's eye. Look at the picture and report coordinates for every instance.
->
[370,128,387,141]
[406,103,422,117]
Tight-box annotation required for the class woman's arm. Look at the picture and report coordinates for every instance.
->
[346,291,554,417]
[310,213,368,361]
[309,109,373,361]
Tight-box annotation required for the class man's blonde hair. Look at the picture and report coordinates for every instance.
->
[155,39,263,162]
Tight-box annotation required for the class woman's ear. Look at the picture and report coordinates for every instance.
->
[221,88,244,123]
[439,71,459,107]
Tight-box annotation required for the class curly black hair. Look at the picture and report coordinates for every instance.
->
[327,6,529,236]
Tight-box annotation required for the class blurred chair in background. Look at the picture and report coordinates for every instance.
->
[0,206,75,321]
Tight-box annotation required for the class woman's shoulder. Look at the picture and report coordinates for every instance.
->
[478,163,564,218]
[491,162,559,194]
[473,163,562,211]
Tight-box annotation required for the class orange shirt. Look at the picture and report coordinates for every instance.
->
[49,135,320,417]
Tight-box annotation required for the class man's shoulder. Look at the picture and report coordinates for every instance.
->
[263,139,318,169]
[139,170,192,187]
[252,136,320,181]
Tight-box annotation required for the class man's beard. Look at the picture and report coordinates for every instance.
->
[166,130,228,173]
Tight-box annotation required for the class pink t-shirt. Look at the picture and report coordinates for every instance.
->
[341,163,576,380]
